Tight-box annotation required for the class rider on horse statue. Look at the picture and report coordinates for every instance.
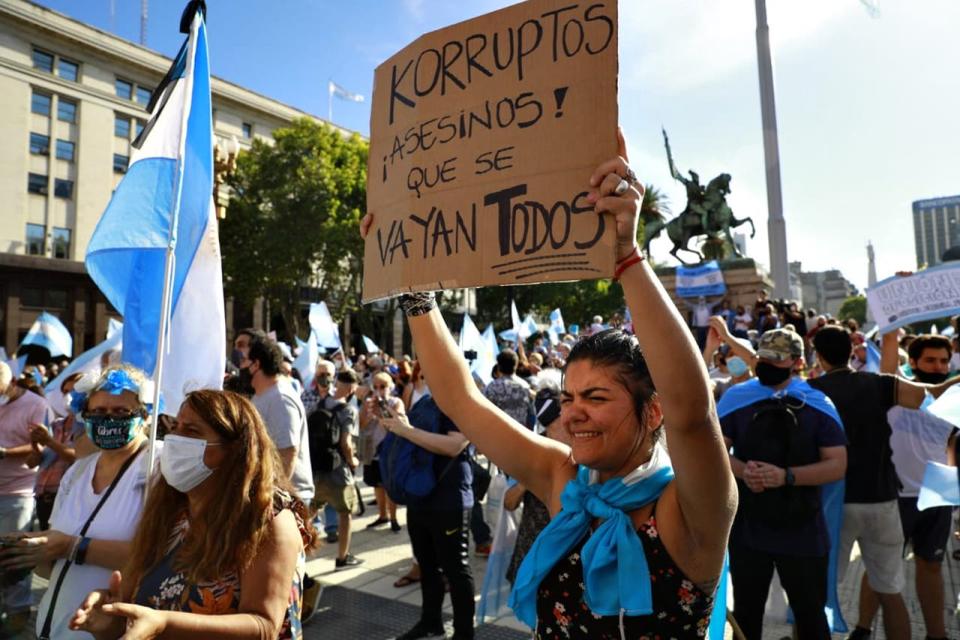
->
[643,129,756,265]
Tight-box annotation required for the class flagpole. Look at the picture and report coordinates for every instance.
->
[147,9,201,485]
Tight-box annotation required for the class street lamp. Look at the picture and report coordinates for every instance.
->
[213,135,240,219]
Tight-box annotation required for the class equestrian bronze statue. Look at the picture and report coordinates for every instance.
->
[643,129,756,264]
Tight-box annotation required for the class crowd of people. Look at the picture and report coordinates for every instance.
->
[0,134,958,640]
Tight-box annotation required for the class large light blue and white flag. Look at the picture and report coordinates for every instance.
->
[20,311,73,358]
[676,260,726,298]
[84,3,223,414]
[362,335,381,354]
[308,302,342,350]
[293,330,320,390]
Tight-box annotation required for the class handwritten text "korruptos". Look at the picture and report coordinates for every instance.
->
[387,2,612,125]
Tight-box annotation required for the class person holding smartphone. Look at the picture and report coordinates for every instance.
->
[359,372,405,532]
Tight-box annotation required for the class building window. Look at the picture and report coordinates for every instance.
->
[54,178,73,199]
[58,58,79,82]
[115,78,132,100]
[29,132,49,155]
[135,119,145,137]
[55,139,75,162]
[114,115,131,138]
[57,98,77,123]
[21,286,44,307]
[52,228,71,259]
[113,153,129,173]
[242,122,253,139]
[135,85,152,106]
[27,173,47,195]
[26,224,45,255]
[32,48,54,73]
[46,288,67,308]
[31,90,51,116]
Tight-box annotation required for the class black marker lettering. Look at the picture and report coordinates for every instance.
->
[584,3,614,55]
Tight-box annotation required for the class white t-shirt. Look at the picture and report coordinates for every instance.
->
[888,406,955,498]
[734,313,752,331]
[36,444,158,639]
[692,304,712,327]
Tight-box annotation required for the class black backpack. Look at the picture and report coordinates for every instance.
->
[737,398,821,529]
[308,402,347,474]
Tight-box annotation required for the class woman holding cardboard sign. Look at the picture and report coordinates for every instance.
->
[361,130,735,639]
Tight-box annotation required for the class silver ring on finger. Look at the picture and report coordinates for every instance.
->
[614,178,630,196]
[624,167,639,185]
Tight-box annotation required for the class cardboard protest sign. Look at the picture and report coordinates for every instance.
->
[363,0,619,302]
[676,260,726,298]
[866,263,960,334]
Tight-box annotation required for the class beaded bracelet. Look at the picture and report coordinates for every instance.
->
[399,292,437,317]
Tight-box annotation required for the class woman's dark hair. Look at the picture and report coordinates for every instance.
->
[565,329,659,439]
[812,325,852,367]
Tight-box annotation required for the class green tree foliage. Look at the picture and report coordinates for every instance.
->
[838,295,867,326]
[220,119,367,339]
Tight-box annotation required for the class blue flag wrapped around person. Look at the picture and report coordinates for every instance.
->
[717,377,847,634]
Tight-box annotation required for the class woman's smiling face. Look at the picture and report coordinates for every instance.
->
[560,360,657,476]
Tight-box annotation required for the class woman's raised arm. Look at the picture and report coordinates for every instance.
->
[592,130,735,552]
[360,219,570,505]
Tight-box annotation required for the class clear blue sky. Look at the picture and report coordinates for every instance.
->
[36,0,960,293]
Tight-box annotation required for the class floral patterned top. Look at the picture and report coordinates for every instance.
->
[535,508,715,639]
[134,490,309,639]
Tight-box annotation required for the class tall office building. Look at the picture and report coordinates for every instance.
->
[913,195,960,268]
[0,0,352,356]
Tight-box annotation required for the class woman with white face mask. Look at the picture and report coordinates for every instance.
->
[71,389,316,640]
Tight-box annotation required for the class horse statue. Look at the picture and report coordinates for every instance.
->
[643,130,756,265]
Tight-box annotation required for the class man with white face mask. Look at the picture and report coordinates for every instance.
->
[0,362,54,631]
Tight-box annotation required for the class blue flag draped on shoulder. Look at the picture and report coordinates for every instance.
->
[84,2,224,414]
[717,378,847,633]
[20,311,73,358]
[676,260,726,298]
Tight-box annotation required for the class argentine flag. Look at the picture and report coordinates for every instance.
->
[308,302,342,350]
[20,311,73,358]
[84,3,224,414]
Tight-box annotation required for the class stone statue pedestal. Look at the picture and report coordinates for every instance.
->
[654,258,774,311]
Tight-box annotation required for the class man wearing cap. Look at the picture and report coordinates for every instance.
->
[717,328,848,640]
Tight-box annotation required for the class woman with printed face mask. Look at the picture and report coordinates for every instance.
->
[0,365,157,640]
[70,389,316,640]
